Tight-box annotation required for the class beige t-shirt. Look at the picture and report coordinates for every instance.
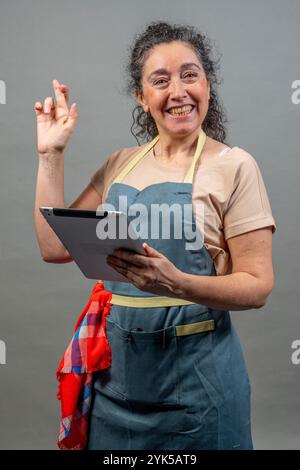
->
[90,141,276,276]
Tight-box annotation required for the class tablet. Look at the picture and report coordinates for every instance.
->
[39,207,145,282]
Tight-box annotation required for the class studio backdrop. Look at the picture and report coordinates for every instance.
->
[0,0,299,449]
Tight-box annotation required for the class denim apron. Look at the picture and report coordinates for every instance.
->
[88,129,253,450]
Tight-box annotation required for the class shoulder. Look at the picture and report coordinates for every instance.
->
[221,146,260,170]
[203,135,258,168]
[96,142,150,192]
[91,142,145,185]
[201,138,263,181]
[195,141,269,205]
[105,143,147,172]
[225,145,258,164]
[221,147,264,188]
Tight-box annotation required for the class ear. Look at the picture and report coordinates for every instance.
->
[134,91,149,113]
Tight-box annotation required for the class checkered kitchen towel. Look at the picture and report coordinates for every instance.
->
[56,281,112,450]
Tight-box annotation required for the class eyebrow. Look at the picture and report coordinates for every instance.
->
[147,63,201,81]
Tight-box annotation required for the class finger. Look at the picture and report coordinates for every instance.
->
[52,79,68,111]
[107,256,142,274]
[110,264,138,283]
[43,97,54,114]
[142,242,163,258]
[34,101,43,116]
[109,251,146,268]
[63,103,78,129]
[60,84,69,104]
[68,103,78,121]
[108,257,145,279]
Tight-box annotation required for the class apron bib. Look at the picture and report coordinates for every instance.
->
[88,129,253,450]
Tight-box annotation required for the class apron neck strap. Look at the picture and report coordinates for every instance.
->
[183,129,206,183]
[113,135,159,184]
[113,129,206,185]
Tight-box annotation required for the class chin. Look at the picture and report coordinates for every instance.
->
[166,124,201,137]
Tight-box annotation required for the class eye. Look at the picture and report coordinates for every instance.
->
[183,72,198,79]
[153,78,168,86]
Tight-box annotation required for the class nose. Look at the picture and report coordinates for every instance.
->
[169,77,188,100]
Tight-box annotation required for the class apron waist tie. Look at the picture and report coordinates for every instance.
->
[106,291,216,338]
[109,292,196,308]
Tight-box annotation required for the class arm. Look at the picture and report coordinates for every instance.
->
[106,149,276,309]
[34,156,102,263]
[34,79,102,263]
[34,149,69,262]
[179,226,275,310]
[106,227,274,311]
[178,150,276,310]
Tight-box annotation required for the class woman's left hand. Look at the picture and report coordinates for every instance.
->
[106,243,184,297]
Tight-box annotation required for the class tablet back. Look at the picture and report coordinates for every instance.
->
[39,207,144,281]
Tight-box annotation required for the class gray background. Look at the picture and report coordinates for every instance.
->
[0,0,299,450]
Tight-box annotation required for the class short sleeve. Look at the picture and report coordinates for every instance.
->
[223,150,277,240]
[90,147,123,198]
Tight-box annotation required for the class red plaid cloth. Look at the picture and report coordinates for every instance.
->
[56,281,112,450]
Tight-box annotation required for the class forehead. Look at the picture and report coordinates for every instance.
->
[143,41,201,74]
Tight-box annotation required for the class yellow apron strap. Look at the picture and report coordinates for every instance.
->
[113,135,160,184]
[112,128,206,185]
[183,129,206,183]
[176,319,215,336]
[109,291,215,335]
[110,293,196,308]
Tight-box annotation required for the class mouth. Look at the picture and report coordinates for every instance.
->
[165,104,196,119]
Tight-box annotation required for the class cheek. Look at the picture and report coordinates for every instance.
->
[143,86,167,109]
[194,90,210,116]
[150,93,165,110]
[193,82,209,100]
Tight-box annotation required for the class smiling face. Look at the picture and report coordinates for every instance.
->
[135,41,210,139]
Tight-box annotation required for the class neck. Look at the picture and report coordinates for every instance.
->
[154,126,203,160]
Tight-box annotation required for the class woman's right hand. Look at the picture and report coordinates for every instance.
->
[34,79,78,155]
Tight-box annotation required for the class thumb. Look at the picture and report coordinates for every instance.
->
[142,242,163,258]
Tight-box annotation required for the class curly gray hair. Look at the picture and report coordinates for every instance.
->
[124,21,228,145]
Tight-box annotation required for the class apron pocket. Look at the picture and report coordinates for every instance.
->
[95,317,128,399]
[101,317,180,406]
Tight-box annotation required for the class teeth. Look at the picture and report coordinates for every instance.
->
[168,105,193,115]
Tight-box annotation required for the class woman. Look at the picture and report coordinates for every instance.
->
[34,22,276,450]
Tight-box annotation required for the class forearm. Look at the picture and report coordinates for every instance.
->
[178,271,270,311]
[34,151,68,260]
